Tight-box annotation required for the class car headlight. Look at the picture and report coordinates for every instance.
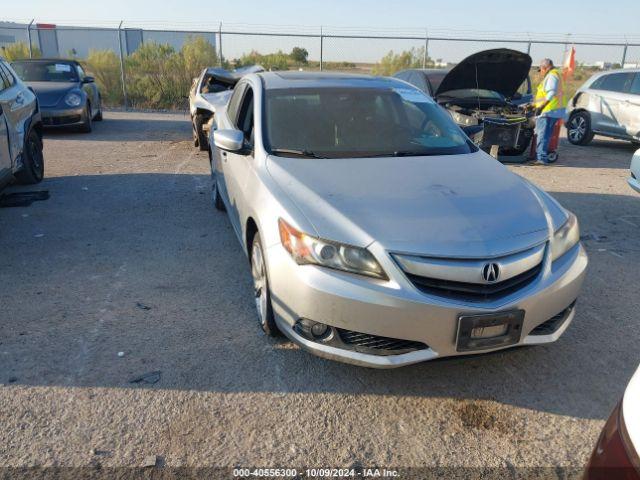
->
[550,212,580,261]
[278,218,387,279]
[64,92,82,107]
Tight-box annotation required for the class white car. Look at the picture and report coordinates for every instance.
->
[585,364,640,478]
[629,149,640,194]
[189,65,263,151]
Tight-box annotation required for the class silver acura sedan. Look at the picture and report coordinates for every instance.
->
[209,72,588,368]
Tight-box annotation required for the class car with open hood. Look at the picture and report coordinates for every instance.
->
[189,65,263,151]
[207,71,587,368]
[395,48,535,156]
[11,58,102,133]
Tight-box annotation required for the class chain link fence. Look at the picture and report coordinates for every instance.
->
[1,21,639,109]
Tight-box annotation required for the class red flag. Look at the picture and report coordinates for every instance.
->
[563,46,576,81]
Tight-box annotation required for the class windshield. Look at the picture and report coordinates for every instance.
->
[11,61,79,82]
[264,87,475,158]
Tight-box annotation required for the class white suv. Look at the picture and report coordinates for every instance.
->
[566,69,640,146]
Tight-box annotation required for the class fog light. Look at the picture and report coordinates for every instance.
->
[311,322,329,338]
[295,319,332,342]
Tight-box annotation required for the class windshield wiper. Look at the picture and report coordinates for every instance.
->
[270,148,327,159]
[364,150,436,158]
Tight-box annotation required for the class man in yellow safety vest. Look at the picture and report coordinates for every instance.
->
[530,58,566,165]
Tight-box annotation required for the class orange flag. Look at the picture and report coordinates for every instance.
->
[563,46,576,81]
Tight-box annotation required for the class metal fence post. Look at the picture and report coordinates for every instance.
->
[320,26,324,71]
[117,21,129,109]
[27,19,34,58]
[218,22,223,66]
[621,44,628,68]
[423,31,429,68]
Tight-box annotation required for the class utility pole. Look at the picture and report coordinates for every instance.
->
[27,19,34,58]
[117,21,128,109]
[621,44,628,68]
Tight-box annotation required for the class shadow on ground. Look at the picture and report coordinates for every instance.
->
[42,113,191,143]
[0,172,639,422]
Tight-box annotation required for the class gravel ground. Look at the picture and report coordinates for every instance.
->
[0,111,639,477]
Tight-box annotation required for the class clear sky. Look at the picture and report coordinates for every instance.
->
[3,0,640,64]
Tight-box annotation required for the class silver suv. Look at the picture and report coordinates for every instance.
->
[0,57,44,188]
[566,69,640,146]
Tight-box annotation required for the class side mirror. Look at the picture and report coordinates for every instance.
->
[214,129,245,153]
[82,76,95,84]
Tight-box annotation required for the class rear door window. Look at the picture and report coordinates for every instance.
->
[596,72,635,93]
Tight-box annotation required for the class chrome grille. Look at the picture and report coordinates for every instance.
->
[405,262,542,302]
[394,245,546,302]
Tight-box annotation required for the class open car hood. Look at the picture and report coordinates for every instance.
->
[435,49,532,99]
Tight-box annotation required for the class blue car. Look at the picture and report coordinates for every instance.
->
[11,58,103,133]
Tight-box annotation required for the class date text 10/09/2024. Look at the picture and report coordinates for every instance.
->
[232,468,400,478]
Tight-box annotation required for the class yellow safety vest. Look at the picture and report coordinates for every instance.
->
[534,68,566,113]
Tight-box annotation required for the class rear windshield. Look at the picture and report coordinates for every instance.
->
[11,61,78,82]
[264,87,475,158]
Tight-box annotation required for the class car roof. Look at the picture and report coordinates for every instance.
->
[258,71,407,90]
[10,58,80,65]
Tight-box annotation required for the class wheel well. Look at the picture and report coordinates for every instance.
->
[33,122,43,142]
[245,218,258,257]
[196,108,213,121]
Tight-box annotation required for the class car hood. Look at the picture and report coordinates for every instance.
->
[267,151,567,258]
[435,48,532,99]
[200,90,233,110]
[26,81,79,108]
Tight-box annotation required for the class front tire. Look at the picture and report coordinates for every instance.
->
[195,114,208,151]
[567,111,594,146]
[79,102,92,133]
[250,232,279,336]
[15,129,44,185]
[211,156,226,212]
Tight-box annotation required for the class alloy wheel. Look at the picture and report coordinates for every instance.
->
[569,116,586,142]
[251,241,268,327]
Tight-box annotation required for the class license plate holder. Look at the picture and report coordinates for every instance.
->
[456,310,525,353]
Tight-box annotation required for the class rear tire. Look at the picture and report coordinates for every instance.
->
[15,129,44,185]
[567,111,594,146]
[250,232,279,337]
[79,102,92,133]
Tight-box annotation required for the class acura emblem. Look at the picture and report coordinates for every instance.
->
[482,263,500,283]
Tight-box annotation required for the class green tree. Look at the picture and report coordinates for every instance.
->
[372,47,431,76]
[290,47,309,64]
[1,42,41,61]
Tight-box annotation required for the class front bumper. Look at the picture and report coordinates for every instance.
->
[629,175,640,194]
[41,106,84,127]
[267,241,588,368]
